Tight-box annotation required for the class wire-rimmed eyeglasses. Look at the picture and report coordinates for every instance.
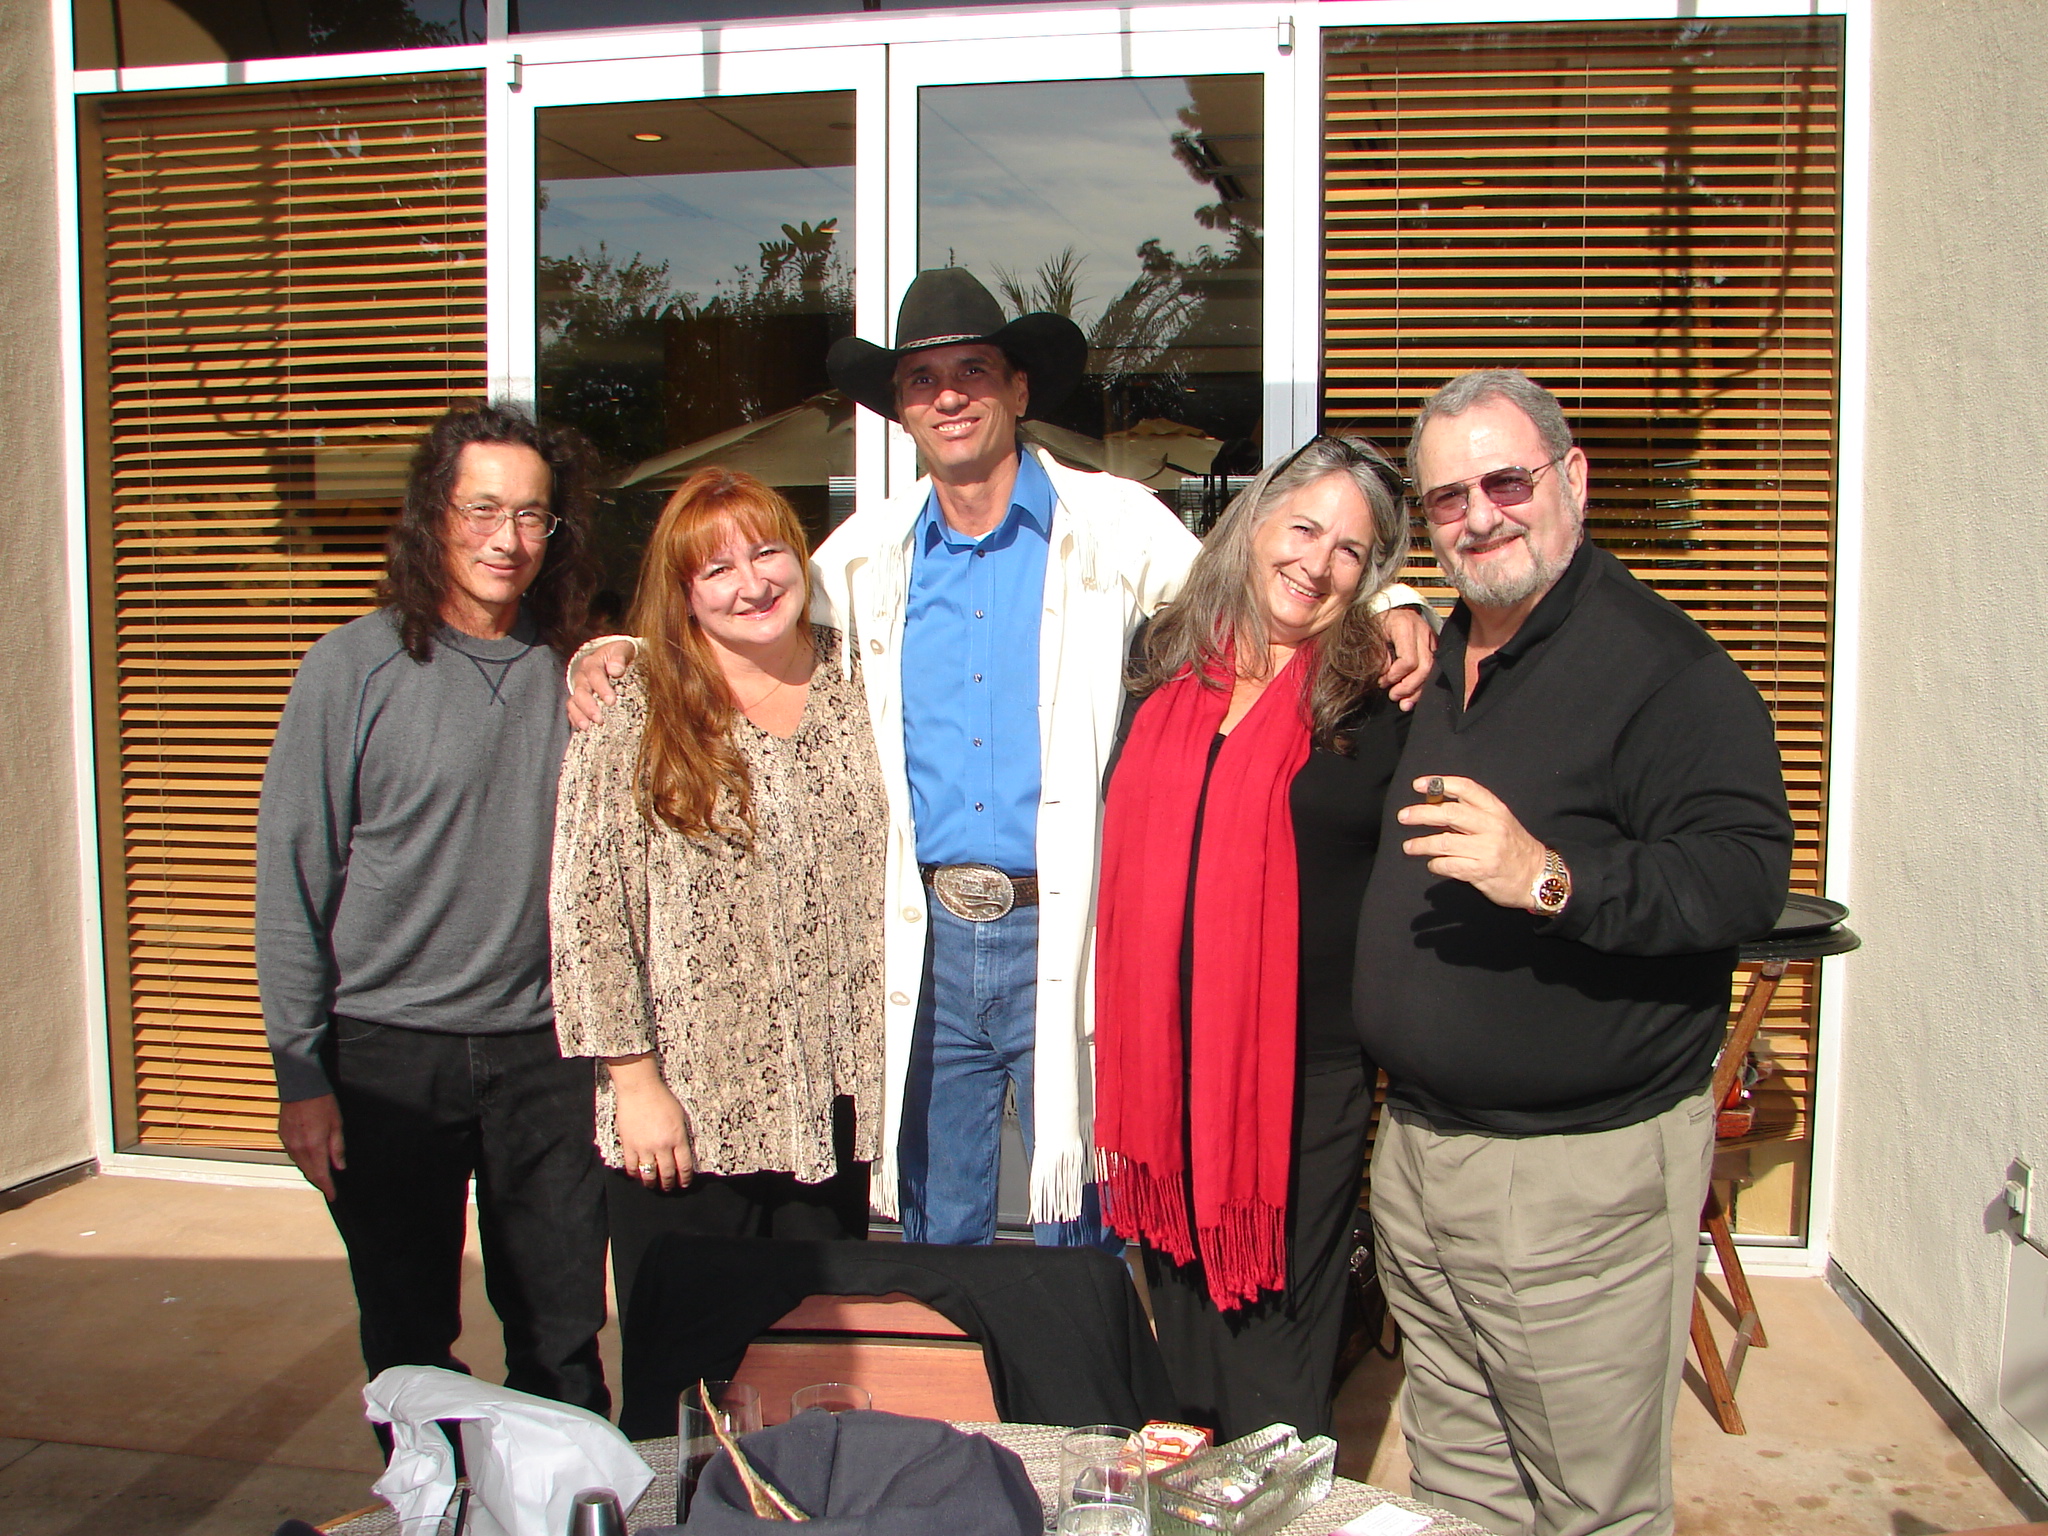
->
[1409,455,1567,525]
[452,502,560,538]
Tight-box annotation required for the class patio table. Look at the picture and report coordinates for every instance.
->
[321,1422,1486,1535]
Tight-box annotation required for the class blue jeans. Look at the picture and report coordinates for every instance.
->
[897,900,1116,1249]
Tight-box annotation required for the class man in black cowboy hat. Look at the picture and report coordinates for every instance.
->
[827,266,1161,1247]
[572,267,1434,1247]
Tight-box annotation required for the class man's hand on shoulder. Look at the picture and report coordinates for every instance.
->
[1380,605,1439,710]
[1397,774,1551,911]
[278,1094,346,1202]
[567,639,637,731]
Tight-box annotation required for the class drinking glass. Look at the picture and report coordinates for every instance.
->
[790,1381,871,1416]
[1057,1424,1148,1524]
[1056,1506,1149,1536]
[676,1379,763,1522]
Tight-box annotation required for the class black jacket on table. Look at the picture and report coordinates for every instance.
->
[1353,541,1793,1136]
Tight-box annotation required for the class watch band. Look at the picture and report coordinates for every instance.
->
[1529,846,1571,916]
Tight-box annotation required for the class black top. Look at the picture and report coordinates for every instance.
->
[1108,647,1410,1064]
[1290,693,1409,1058]
[1354,542,1793,1135]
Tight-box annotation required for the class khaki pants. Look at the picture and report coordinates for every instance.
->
[1370,1090,1714,1536]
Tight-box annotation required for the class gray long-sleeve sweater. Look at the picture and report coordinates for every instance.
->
[256,607,571,1101]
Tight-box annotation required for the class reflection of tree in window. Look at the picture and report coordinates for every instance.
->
[538,219,850,469]
[969,78,1264,487]
[537,221,852,608]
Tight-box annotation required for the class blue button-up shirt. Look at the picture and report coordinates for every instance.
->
[901,449,1053,875]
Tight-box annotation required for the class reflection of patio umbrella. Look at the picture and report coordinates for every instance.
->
[1023,417,1223,489]
[617,390,855,491]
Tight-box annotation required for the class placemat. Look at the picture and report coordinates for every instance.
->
[323,1423,1486,1535]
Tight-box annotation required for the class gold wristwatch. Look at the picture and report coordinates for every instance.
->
[1529,846,1571,917]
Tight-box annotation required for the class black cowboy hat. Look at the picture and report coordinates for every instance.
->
[826,267,1088,423]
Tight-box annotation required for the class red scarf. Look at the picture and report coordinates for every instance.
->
[1094,644,1310,1310]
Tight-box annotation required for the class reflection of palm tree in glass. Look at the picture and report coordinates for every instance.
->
[758,220,841,301]
[992,226,1258,455]
[994,249,1085,320]
[983,92,1263,469]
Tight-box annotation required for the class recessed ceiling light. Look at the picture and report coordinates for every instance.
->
[632,132,665,142]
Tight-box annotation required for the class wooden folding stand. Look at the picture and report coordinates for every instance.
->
[1690,915,1860,1435]
[1689,958,1783,1435]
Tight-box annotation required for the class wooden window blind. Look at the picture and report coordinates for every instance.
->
[83,75,486,1151]
[1324,19,1841,1236]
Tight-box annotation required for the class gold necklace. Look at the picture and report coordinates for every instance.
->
[735,674,789,715]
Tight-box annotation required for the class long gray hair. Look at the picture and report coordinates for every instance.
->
[1130,436,1410,750]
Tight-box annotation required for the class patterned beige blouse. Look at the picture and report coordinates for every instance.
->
[550,627,887,1183]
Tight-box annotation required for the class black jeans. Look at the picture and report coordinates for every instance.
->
[326,1017,610,1417]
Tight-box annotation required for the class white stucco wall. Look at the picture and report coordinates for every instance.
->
[1831,0,2048,1491]
[0,0,94,1190]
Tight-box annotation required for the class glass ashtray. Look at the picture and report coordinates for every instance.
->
[1148,1423,1337,1535]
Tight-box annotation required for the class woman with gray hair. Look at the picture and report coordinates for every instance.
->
[1093,435,1417,1441]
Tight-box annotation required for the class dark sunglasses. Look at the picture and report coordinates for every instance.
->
[1271,434,1409,506]
[1411,455,1566,525]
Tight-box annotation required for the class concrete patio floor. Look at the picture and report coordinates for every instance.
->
[0,1171,2029,1534]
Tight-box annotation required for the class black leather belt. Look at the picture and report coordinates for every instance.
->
[920,863,1038,921]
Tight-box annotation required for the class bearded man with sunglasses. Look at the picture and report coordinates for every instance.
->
[1354,370,1792,1536]
[257,403,611,1431]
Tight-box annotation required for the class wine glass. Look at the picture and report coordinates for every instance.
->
[790,1381,872,1416]
[676,1378,763,1522]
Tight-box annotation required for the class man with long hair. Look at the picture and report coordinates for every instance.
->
[257,401,610,1424]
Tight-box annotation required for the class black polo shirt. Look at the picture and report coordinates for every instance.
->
[1354,541,1793,1135]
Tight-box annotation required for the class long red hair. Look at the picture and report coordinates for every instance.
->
[628,468,813,841]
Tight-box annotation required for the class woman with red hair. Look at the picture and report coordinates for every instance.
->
[551,468,887,1312]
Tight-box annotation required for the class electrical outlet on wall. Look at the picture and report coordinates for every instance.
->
[2008,1161,2046,1255]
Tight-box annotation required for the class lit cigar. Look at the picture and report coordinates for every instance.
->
[1425,776,1454,806]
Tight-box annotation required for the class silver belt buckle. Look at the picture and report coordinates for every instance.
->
[931,863,1015,922]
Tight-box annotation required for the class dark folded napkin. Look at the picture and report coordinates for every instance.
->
[666,1409,1041,1535]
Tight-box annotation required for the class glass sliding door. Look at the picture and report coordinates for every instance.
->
[917,73,1263,528]
[538,93,856,611]
[507,47,885,613]
[506,29,1293,575]
[889,24,1303,518]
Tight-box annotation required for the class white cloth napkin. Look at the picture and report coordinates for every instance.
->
[1330,1504,1434,1536]
[365,1365,654,1536]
